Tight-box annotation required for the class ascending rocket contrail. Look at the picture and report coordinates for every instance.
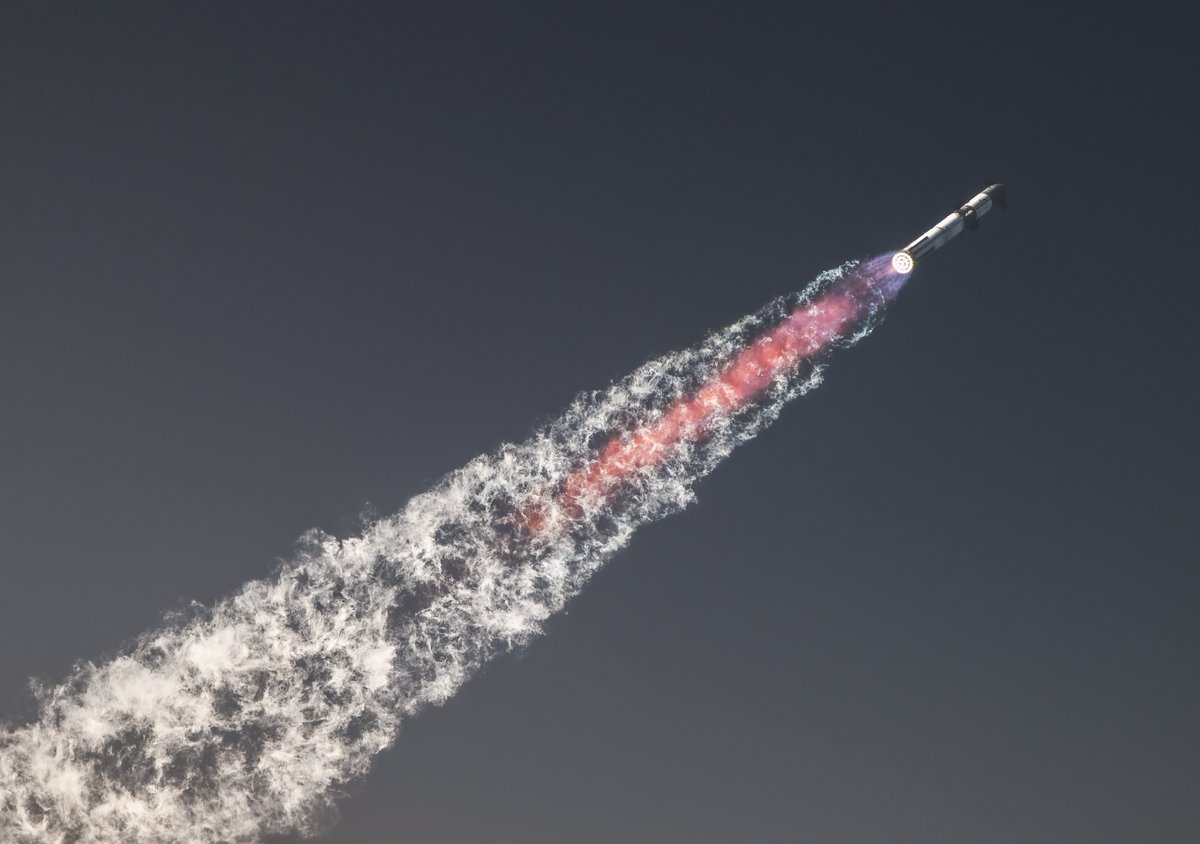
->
[0,187,1004,842]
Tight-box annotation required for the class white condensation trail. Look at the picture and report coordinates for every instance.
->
[0,258,905,842]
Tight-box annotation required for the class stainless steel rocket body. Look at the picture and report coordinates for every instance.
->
[893,183,1006,273]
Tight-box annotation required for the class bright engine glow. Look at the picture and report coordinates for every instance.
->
[891,251,914,274]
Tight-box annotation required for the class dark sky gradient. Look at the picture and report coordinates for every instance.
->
[2,4,1196,842]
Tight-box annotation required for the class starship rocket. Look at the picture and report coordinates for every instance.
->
[891,183,1007,274]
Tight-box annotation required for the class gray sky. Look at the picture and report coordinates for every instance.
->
[2,3,1196,842]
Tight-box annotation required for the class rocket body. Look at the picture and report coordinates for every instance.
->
[892,183,1006,273]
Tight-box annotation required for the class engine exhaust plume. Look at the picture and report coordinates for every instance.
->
[1,255,909,843]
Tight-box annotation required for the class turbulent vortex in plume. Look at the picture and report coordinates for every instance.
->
[1,256,909,842]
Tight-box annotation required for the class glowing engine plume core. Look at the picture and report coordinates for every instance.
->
[534,254,910,527]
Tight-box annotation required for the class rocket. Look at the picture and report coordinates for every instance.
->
[891,183,1007,274]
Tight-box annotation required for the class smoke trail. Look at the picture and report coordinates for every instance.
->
[1,256,909,842]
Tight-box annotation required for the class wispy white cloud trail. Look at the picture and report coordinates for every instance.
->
[1,257,907,842]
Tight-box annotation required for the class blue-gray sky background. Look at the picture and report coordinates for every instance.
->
[2,4,1195,842]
